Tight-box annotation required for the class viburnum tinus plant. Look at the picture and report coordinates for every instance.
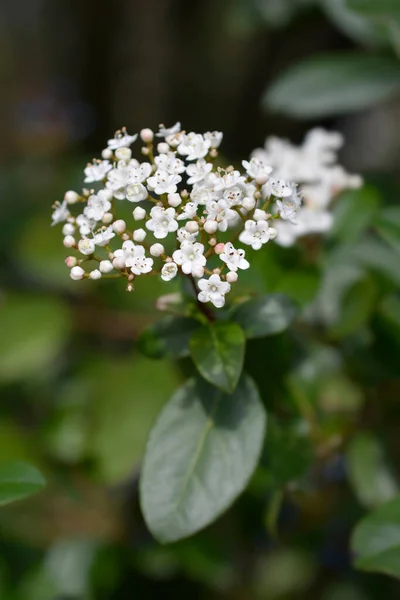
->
[51,123,361,542]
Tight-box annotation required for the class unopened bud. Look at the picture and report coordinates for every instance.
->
[167,193,181,207]
[70,266,85,280]
[157,142,169,154]
[209,238,217,247]
[113,257,126,270]
[113,219,127,234]
[63,235,76,248]
[242,197,256,211]
[65,256,77,268]
[99,260,113,273]
[89,269,102,280]
[192,265,204,278]
[64,190,80,205]
[62,223,75,236]
[115,147,131,161]
[253,209,268,221]
[133,228,146,242]
[101,148,113,159]
[133,206,146,220]
[140,128,154,143]
[204,220,218,234]
[150,243,164,257]
[185,221,199,233]
[102,212,113,224]
[226,271,238,283]
[214,243,225,255]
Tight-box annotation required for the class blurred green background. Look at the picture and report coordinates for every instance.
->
[1,0,400,598]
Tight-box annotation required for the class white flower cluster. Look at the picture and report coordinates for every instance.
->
[252,128,363,247]
[51,124,360,308]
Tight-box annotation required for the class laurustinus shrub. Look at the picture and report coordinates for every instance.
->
[51,122,362,543]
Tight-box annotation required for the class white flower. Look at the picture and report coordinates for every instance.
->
[205,199,237,232]
[126,182,148,203]
[198,274,230,308]
[276,184,302,223]
[204,131,223,148]
[70,266,85,280]
[113,240,137,267]
[107,128,138,149]
[147,169,182,195]
[177,201,198,221]
[177,227,198,243]
[93,226,115,246]
[220,242,250,272]
[84,190,112,221]
[76,214,96,236]
[156,122,181,138]
[242,157,272,181]
[125,245,153,275]
[190,185,213,205]
[78,238,95,255]
[263,178,292,198]
[186,159,213,184]
[155,153,186,175]
[84,160,112,183]
[146,206,178,239]
[51,202,70,226]
[177,133,211,161]
[130,162,152,183]
[223,186,243,207]
[213,170,245,191]
[106,159,139,199]
[161,262,178,281]
[172,241,206,276]
[239,219,273,250]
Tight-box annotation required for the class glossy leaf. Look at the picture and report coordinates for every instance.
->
[189,322,245,393]
[347,0,400,19]
[138,316,201,359]
[347,432,398,509]
[0,462,46,506]
[232,294,296,339]
[264,53,400,118]
[351,496,400,577]
[140,375,266,543]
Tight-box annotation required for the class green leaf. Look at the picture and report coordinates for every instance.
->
[0,462,45,506]
[331,186,381,243]
[347,0,400,19]
[0,294,70,383]
[264,53,400,118]
[265,419,313,487]
[351,496,400,577]
[347,432,398,509]
[232,294,296,339]
[323,0,392,47]
[140,375,266,543]
[376,206,400,253]
[138,316,201,359]
[189,322,245,393]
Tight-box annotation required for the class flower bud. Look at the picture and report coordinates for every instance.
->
[157,142,169,154]
[192,265,204,278]
[133,228,146,242]
[133,206,146,220]
[253,209,268,221]
[167,193,182,207]
[101,148,113,159]
[255,173,269,185]
[78,238,95,255]
[208,238,217,247]
[113,219,127,234]
[226,271,238,283]
[140,128,154,143]
[70,266,85,280]
[102,212,113,224]
[99,260,113,273]
[126,283,134,292]
[185,221,199,233]
[242,197,256,211]
[62,223,75,236]
[89,269,102,280]
[63,235,76,248]
[113,257,126,270]
[204,220,218,234]
[269,227,278,240]
[122,233,130,241]
[64,190,80,205]
[214,243,225,255]
[115,147,132,161]
[65,256,77,268]
[150,243,165,257]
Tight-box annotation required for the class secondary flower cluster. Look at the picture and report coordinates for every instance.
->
[253,128,362,246]
[51,123,359,308]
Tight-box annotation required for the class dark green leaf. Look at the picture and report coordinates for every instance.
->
[347,0,400,19]
[0,462,46,506]
[264,53,400,118]
[189,322,245,393]
[347,432,398,509]
[265,419,313,487]
[331,186,381,243]
[138,316,201,359]
[140,375,266,543]
[376,206,400,253]
[232,294,296,339]
[351,496,400,577]
[323,0,392,47]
